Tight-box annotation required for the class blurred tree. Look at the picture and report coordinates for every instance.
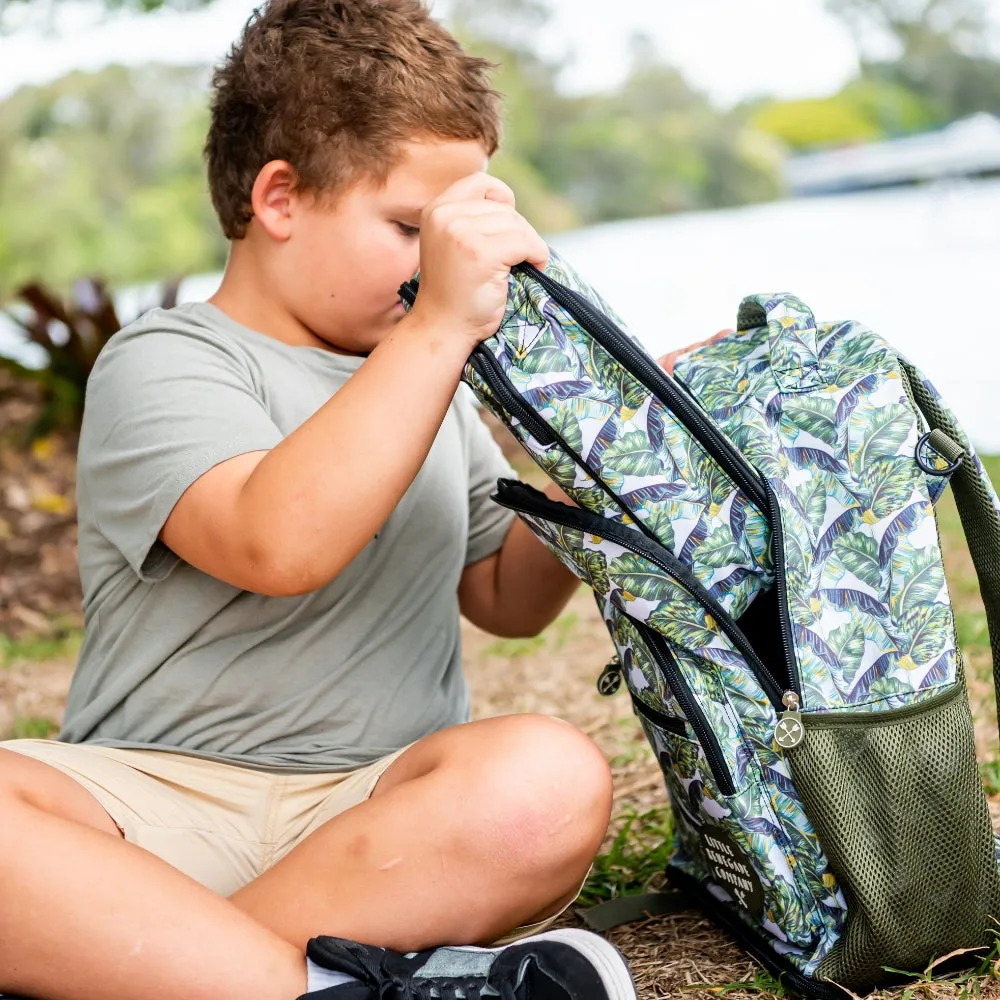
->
[0,64,227,299]
[751,78,936,148]
[532,37,783,222]
[454,4,783,224]
[2,277,179,437]
[826,0,1000,119]
[0,0,211,27]
[0,0,788,303]
[449,0,581,231]
[826,0,989,55]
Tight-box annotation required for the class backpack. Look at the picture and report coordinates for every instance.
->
[401,253,1000,997]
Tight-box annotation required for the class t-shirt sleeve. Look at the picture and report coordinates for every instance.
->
[78,319,284,583]
[461,390,517,567]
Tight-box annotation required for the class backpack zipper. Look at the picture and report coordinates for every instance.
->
[628,691,690,739]
[632,620,737,795]
[405,272,800,718]
[467,349,556,446]
[493,478,784,710]
[762,479,801,700]
[398,279,419,307]
[513,264,769,514]
[400,269,768,514]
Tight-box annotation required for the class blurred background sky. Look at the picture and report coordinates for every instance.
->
[1,0,877,104]
[7,0,1000,103]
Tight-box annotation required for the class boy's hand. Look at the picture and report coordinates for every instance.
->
[411,173,549,345]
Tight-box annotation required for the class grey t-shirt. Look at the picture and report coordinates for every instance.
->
[60,302,515,772]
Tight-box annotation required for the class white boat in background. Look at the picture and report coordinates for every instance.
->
[786,114,1000,196]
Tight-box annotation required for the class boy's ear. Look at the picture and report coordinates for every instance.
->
[250,160,299,241]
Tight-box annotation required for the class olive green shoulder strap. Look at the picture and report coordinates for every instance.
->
[900,360,1000,741]
[578,889,690,932]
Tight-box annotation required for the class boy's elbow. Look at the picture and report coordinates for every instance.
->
[241,539,338,597]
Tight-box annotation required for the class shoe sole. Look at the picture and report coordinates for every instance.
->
[520,928,636,999]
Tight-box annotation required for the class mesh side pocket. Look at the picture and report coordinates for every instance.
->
[787,682,1000,991]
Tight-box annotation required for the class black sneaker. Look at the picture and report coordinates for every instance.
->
[301,928,636,999]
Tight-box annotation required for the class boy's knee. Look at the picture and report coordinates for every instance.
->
[459,715,613,877]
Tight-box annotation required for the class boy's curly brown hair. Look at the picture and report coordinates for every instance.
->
[205,0,502,239]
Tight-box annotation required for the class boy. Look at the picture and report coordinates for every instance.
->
[0,1,638,999]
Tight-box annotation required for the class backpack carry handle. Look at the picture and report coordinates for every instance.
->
[900,359,1000,744]
[737,293,827,391]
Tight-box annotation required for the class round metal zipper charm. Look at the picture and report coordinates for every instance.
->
[774,711,804,749]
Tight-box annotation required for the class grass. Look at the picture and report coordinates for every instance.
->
[5,445,1000,998]
[579,804,673,908]
[0,623,82,668]
[880,935,1000,998]
[10,715,59,739]
[693,971,790,996]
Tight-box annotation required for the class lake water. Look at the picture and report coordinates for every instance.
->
[4,177,999,448]
[550,177,1000,451]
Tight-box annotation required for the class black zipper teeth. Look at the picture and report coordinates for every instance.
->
[468,349,556,446]
[630,693,689,738]
[398,279,419,306]
[634,620,736,796]
[472,358,669,552]
[493,478,784,709]
[515,264,768,513]
[762,478,800,698]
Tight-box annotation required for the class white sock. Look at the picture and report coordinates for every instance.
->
[306,956,359,992]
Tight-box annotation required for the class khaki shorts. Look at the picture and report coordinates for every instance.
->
[0,738,576,945]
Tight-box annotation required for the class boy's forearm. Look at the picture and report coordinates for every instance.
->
[461,481,580,637]
[236,313,473,594]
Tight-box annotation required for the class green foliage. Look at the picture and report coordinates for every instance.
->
[482,633,547,658]
[0,64,226,299]
[881,931,1000,996]
[527,53,784,223]
[935,454,1000,679]
[826,0,1000,125]
[451,14,785,226]
[10,715,60,739]
[763,73,941,151]
[0,624,83,667]
[1,0,995,314]
[2,276,177,436]
[697,971,789,997]
[979,759,1000,795]
[578,804,673,907]
[752,94,882,150]
[755,0,999,151]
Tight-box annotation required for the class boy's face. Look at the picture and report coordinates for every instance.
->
[272,136,489,355]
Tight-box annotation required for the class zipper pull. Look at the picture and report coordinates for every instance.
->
[774,691,804,750]
[597,657,623,696]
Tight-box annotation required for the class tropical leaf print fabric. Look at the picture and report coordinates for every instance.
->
[511,507,845,971]
[674,297,959,712]
[467,251,772,621]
